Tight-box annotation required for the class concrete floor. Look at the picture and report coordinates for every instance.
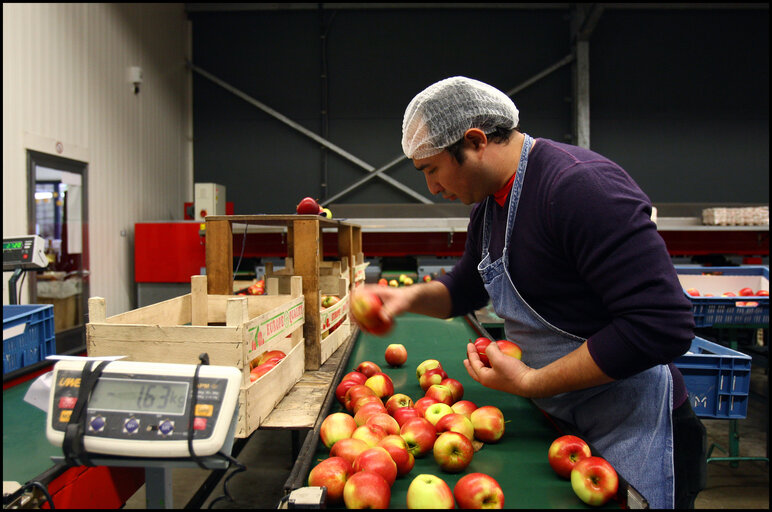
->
[125,367,769,510]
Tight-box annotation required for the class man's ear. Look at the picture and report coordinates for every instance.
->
[463,128,488,151]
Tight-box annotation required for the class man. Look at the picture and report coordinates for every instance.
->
[353,76,706,508]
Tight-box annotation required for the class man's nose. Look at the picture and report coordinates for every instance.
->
[425,175,443,195]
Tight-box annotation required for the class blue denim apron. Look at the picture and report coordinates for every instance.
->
[477,134,674,508]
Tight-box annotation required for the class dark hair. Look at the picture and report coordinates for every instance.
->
[445,125,518,164]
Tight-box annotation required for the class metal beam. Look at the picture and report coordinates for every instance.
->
[188,62,432,204]
[505,53,575,97]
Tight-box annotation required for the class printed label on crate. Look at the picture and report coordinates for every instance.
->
[354,263,368,282]
[321,295,349,334]
[246,296,304,355]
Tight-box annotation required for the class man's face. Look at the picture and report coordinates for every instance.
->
[413,149,482,205]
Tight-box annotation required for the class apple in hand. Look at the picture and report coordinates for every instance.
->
[424,403,454,426]
[392,407,421,428]
[353,447,398,486]
[416,359,442,379]
[385,344,408,367]
[451,400,478,420]
[308,456,352,505]
[400,417,437,458]
[570,456,619,506]
[453,472,505,509]
[473,338,494,366]
[356,361,383,378]
[435,413,475,442]
[495,340,522,360]
[320,412,357,448]
[343,470,391,509]
[350,288,393,335]
[385,393,414,416]
[330,438,370,465]
[406,474,455,509]
[548,435,592,479]
[433,431,474,473]
[365,372,395,400]
[470,406,505,443]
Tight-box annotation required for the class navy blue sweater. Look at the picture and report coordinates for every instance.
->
[437,138,694,407]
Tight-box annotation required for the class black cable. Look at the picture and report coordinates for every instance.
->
[187,353,210,470]
[233,222,249,281]
[2,480,55,509]
[206,451,247,509]
[17,270,26,304]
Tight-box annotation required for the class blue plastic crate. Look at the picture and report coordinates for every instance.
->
[675,266,769,327]
[3,304,56,374]
[674,337,752,419]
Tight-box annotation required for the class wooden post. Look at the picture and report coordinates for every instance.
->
[191,275,208,326]
[88,297,106,323]
[338,224,355,288]
[293,218,322,370]
[205,219,233,295]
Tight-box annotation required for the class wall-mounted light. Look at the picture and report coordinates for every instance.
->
[127,66,143,94]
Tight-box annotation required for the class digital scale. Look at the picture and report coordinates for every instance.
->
[3,235,48,304]
[45,358,242,508]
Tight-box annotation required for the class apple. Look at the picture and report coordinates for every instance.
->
[378,278,388,286]
[308,456,352,505]
[355,402,389,427]
[342,371,368,385]
[392,407,421,428]
[365,372,395,399]
[388,279,399,287]
[296,196,322,215]
[384,343,408,367]
[399,417,437,458]
[330,437,370,465]
[320,412,357,448]
[424,403,454,426]
[548,435,592,479]
[336,379,363,406]
[252,349,286,367]
[343,470,391,509]
[351,424,388,448]
[722,291,737,297]
[378,438,415,477]
[422,275,432,282]
[385,393,414,416]
[321,295,341,308]
[453,472,505,509]
[451,400,478,420]
[470,406,505,443]
[738,287,754,296]
[419,367,448,391]
[416,359,443,379]
[743,301,759,307]
[425,384,454,406]
[685,288,700,297]
[433,431,475,473]
[353,446,398,486]
[757,289,769,296]
[345,384,377,411]
[473,337,493,366]
[352,395,384,415]
[435,413,475,442]
[366,413,401,436]
[495,340,522,360]
[356,361,383,378]
[350,289,393,336]
[570,456,619,506]
[414,397,438,418]
[439,378,464,402]
[406,474,455,509]
[249,361,278,382]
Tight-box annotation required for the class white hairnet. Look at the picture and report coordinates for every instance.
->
[402,76,520,160]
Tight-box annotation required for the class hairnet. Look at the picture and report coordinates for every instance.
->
[401,76,519,160]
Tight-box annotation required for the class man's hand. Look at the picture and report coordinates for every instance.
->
[463,341,537,397]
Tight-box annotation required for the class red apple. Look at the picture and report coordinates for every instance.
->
[385,393,414,416]
[355,402,389,427]
[377,435,415,477]
[252,350,286,368]
[406,474,455,509]
[351,424,388,448]
[378,278,388,286]
[353,447,398,486]
[366,413,400,436]
[414,397,438,418]
[343,470,391,509]
[392,407,421,428]
[433,431,474,473]
[352,395,384,415]
[320,412,357,448]
[249,361,278,382]
[453,472,505,509]
[451,400,478,420]
[495,340,522,360]
[416,359,442,379]
[685,288,700,297]
[435,413,475,442]
[399,417,437,458]
[336,379,363,405]
[350,289,393,335]
[308,456,352,505]
[418,367,448,391]
[722,291,737,297]
[330,438,370,465]
[296,196,322,215]
[473,337,493,366]
[345,384,377,412]
[440,378,464,403]
[356,361,383,378]
[384,343,408,367]
[570,456,619,506]
[424,403,454,426]
[548,435,592,479]
[425,384,454,406]
[756,289,769,296]
[342,371,368,385]
[738,287,754,296]
[364,372,395,400]
[470,406,505,443]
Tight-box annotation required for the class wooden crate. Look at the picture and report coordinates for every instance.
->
[204,215,361,370]
[352,252,370,289]
[86,275,305,438]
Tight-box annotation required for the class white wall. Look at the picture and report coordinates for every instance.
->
[3,3,192,315]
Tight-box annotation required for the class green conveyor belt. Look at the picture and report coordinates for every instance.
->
[310,313,615,509]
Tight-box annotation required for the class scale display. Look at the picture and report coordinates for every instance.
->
[3,235,48,270]
[47,359,241,458]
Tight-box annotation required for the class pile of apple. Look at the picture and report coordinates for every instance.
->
[685,286,768,306]
[311,354,506,509]
[248,350,286,383]
[547,435,619,507]
[322,295,341,309]
[235,279,266,296]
